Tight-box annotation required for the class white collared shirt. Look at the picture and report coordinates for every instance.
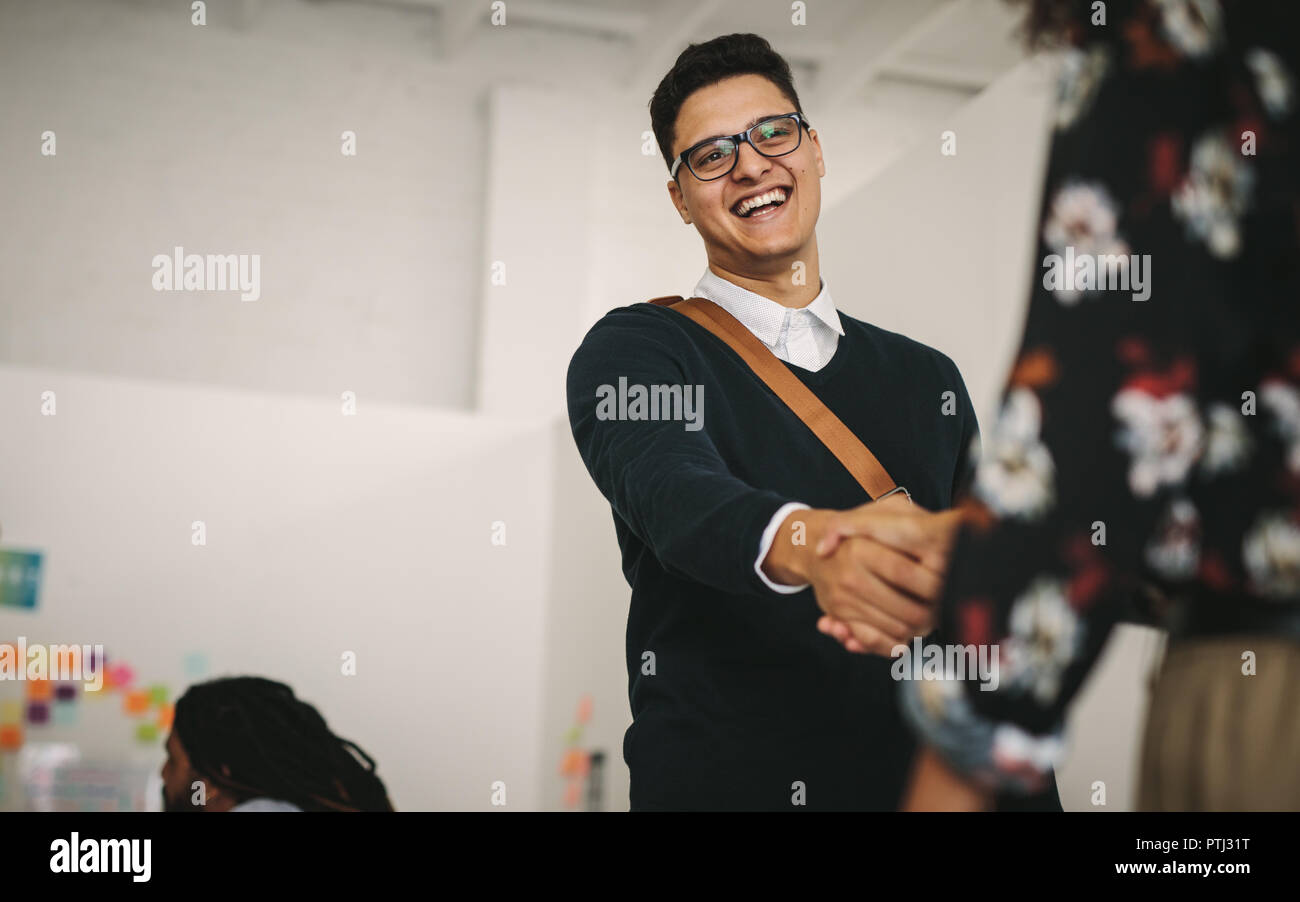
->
[689,267,838,594]
[691,267,845,372]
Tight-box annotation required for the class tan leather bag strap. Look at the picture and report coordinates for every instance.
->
[648,294,898,500]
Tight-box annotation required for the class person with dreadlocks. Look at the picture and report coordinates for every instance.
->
[160,676,394,812]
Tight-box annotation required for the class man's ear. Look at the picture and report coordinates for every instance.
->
[667,179,692,225]
[199,771,237,811]
[808,128,826,178]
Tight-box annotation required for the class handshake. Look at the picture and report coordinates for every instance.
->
[762,494,965,655]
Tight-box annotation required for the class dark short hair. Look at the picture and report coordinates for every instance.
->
[649,33,805,174]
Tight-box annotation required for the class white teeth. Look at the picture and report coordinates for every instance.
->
[735,188,787,217]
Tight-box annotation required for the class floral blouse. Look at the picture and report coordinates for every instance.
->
[898,0,1300,793]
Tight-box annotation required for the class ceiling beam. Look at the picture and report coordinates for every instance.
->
[879,57,999,93]
[391,0,649,40]
[812,0,974,113]
[437,0,484,58]
[621,0,727,91]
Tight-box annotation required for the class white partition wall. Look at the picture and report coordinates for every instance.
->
[0,364,557,811]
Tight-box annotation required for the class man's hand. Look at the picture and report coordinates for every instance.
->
[761,496,945,656]
[817,496,963,573]
[812,500,965,654]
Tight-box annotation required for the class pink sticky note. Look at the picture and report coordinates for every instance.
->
[107,663,134,690]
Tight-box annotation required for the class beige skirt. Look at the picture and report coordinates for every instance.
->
[1138,635,1300,811]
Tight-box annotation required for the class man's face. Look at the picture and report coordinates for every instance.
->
[667,73,824,275]
[160,730,206,812]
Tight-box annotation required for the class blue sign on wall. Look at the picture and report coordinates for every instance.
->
[0,550,42,610]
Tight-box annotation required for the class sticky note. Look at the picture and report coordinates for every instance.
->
[107,663,134,690]
[148,684,169,706]
[157,703,174,730]
[123,690,150,716]
[563,725,582,745]
[558,748,589,777]
[26,701,49,725]
[0,700,21,724]
[559,748,578,776]
[563,780,581,808]
[26,678,52,701]
[52,702,78,726]
[183,652,208,678]
[0,724,22,751]
[54,683,76,702]
[0,550,41,610]
[135,723,159,743]
[575,694,593,724]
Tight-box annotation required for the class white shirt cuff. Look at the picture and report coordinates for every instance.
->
[754,502,813,594]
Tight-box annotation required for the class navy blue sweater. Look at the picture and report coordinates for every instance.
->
[566,301,978,811]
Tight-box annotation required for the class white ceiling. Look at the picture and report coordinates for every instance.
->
[298,0,1029,110]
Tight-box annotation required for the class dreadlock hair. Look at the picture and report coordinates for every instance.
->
[173,676,394,812]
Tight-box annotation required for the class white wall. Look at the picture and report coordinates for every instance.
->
[818,57,1057,425]
[539,421,633,811]
[0,363,557,811]
[475,85,598,416]
[0,0,486,409]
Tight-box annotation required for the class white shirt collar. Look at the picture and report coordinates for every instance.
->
[690,267,844,349]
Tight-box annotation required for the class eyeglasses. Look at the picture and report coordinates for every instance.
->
[670,112,811,182]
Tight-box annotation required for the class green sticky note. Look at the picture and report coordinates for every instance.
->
[52,702,78,726]
[0,549,42,610]
[148,684,169,705]
[135,723,159,743]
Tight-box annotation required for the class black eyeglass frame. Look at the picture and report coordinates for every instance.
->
[669,112,812,182]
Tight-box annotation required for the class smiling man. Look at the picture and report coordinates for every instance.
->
[566,33,1052,811]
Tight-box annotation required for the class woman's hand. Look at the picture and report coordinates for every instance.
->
[901,745,994,811]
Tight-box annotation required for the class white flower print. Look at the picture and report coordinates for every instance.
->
[991,724,1065,777]
[1000,577,1083,705]
[1112,389,1203,497]
[1246,48,1294,119]
[1171,131,1255,259]
[1042,181,1130,304]
[1200,402,1252,474]
[1145,498,1202,581]
[1154,0,1224,59]
[974,388,1056,520]
[1242,512,1300,599]
[1056,46,1110,131]
[1259,379,1300,474]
